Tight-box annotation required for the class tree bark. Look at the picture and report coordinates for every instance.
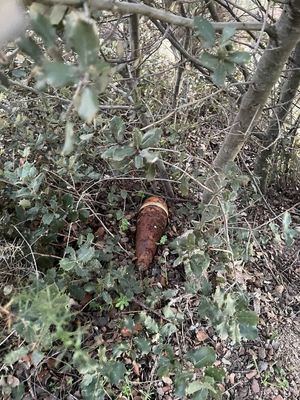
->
[255,42,300,192]
[202,0,300,204]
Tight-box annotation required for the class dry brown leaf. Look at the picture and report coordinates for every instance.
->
[196,330,209,342]
[132,361,140,376]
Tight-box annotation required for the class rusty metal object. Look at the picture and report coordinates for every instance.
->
[136,196,168,270]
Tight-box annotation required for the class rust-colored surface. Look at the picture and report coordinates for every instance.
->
[136,196,168,270]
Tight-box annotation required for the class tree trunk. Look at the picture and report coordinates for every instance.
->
[202,0,300,204]
[255,42,300,192]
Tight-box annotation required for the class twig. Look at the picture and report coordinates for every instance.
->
[133,298,172,323]
[14,226,39,280]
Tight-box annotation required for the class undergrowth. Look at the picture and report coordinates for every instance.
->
[0,4,299,400]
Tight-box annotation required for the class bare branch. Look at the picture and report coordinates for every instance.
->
[32,0,265,32]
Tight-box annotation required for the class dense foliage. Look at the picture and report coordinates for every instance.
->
[0,1,299,399]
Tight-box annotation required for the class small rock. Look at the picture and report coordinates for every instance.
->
[224,350,231,359]
[246,370,257,380]
[274,285,285,296]
[268,347,274,357]
[162,386,171,393]
[258,361,268,372]
[162,376,172,386]
[251,378,260,394]
[239,347,246,355]
[216,342,223,354]
[222,358,231,366]
[272,396,284,400]
[258,347,266,359]
[217,383,225,392]
[196,329,209,342]
[272,341,280,351]
[229,373,235,384]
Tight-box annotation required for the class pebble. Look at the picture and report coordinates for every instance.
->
[272,341,280,350]
[239,347,246,355]
[258,361,268,372]
[272,396,284,400]
[222,357,231,366]
[229,373,235,384]
[224,350,231,359]
[258,347,266,359]
[275,285,285,296]
[246,370,257,380]
[162,377,172,385]
[251,378,260,394]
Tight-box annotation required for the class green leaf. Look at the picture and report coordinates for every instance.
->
[77,245,95,263]
[17,37,43,63]
[102,361,126,385]
[190,253,210,276]
[220,26,236,46]
[143,314,159,334]
[60,258,76,271]
[160,322,177,338]
[42,61,77,87]
[4,347,29,365]
[65,12,99,68]
[239,324,258,340]
[224,293,236,317]
[140,149,159,164]
[282,211,297,246]
[282,210,292,229]
[134,337,151,355]
[205,366,225,382]
[18,199,31,209]
[141,128,162,149]
[49,5,68,25]
[102,145,135,162]
[80,133,94,141]
[212,62,227,86]
[77,87,98,123]
[199,52,219,71]
[11,383,25,400]
[194,16,216,48]
[214,287,225,309]
[30,11,56,47]
[224,60,235,75]
[81,373,105,400]
[31,350,44,366]
[134,155,144,169]
[145,163,156,180]
[236,310,258,326]
[110,116,125,143]
[192,388,209,400]
[186,381,207,396]
[42,213,54,225]
[62,122,75,156]
[174,372,193,397]
[133,128,143,149]
[186,346,216,368]
[157,355,172,377]
[227,51,251,65]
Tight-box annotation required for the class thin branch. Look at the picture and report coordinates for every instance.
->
[32,0,265,32]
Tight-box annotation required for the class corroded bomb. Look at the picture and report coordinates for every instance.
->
[136,196,168,270]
